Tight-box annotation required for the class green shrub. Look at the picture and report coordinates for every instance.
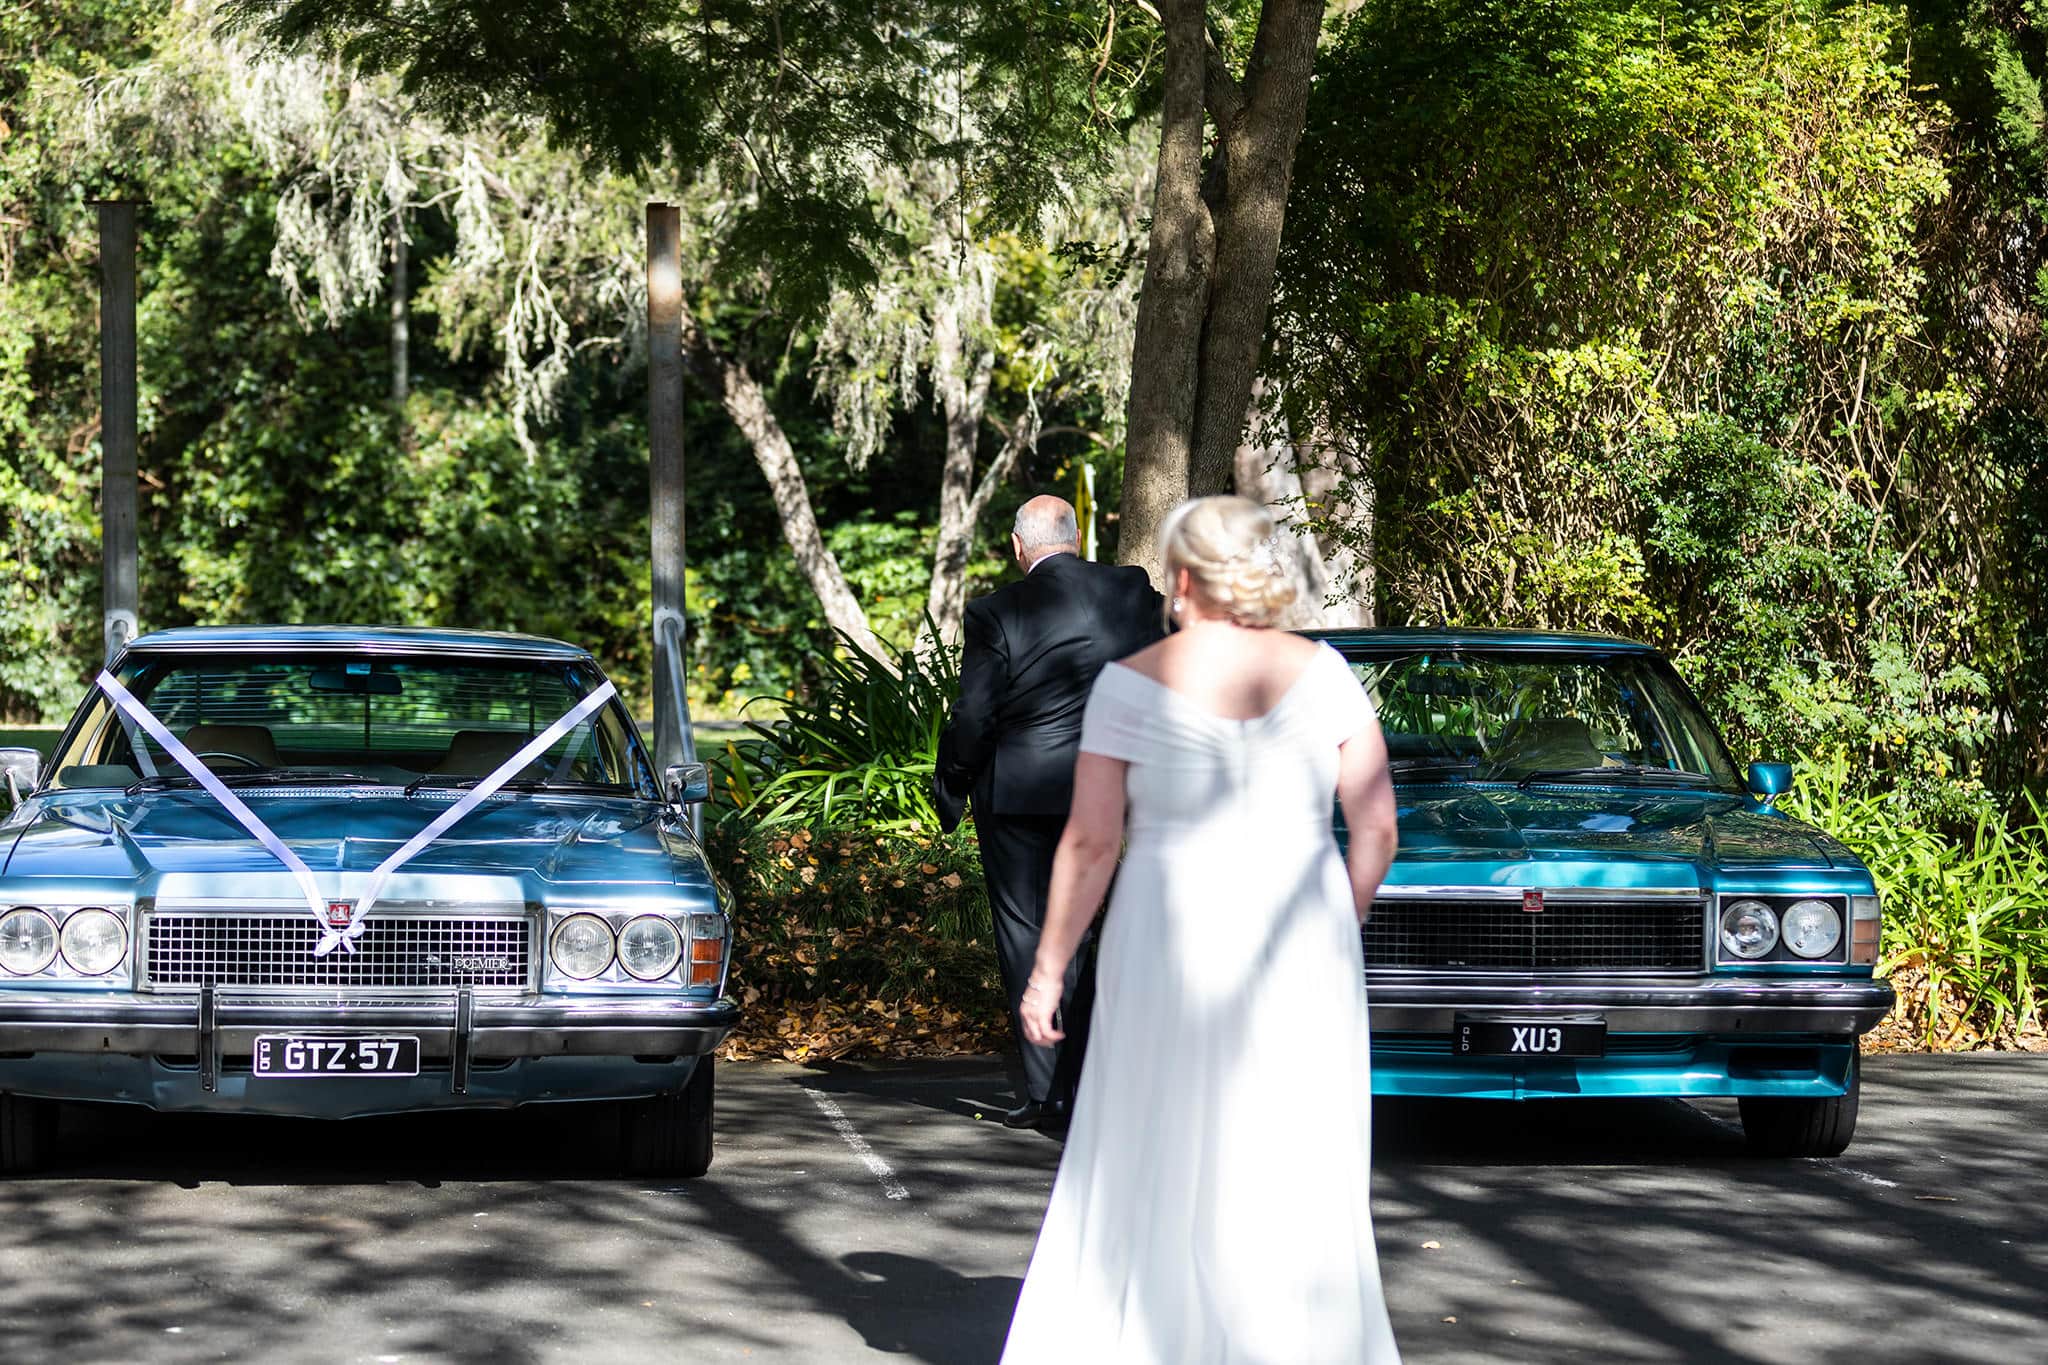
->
[714,626,960,832]
[1788,750,2048,1047]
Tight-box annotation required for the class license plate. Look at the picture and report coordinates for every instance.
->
[1454,1016,1606,1057]
[252,1035,421,1077]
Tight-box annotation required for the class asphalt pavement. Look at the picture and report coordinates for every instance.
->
[0,1054,2039,1363]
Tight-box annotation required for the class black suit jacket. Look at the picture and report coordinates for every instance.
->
[934,554,1165,831]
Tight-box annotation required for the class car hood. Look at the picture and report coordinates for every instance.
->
[1372,784,1857,888]
[0,788,708,899]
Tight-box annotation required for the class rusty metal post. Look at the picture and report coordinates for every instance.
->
[645,201,695,781]
[97,200,140,663]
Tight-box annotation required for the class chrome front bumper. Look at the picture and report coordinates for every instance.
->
[0,988,737,1094]
[1365,972,1895,1035]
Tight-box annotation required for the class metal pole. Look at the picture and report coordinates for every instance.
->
[97,200,139,664]
[645,201,694,778]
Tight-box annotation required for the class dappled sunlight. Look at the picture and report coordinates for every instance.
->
[0,1056,2040,1362]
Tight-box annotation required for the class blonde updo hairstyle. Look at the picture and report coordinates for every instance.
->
[1159,495,1298,629]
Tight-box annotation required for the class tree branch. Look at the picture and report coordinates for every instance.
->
[968,403,1041,525]
[1127,0,1246,131]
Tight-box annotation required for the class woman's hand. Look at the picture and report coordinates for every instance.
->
[1019,975,1066,1046]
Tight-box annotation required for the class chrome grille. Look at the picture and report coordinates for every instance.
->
[1364,896,1704,973]
[145,912,532,991]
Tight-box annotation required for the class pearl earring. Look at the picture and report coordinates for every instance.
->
[1171,595,1185,617]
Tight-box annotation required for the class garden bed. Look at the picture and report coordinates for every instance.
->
[705,821,1009,1062]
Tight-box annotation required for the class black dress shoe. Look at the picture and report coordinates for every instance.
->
[1002,1099,1071,1130]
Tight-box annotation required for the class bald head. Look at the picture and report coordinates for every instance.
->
[1012,495,1080,570]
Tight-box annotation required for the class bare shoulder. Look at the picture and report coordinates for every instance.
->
[1117,635,1175,679]
[1271,632,1326,666]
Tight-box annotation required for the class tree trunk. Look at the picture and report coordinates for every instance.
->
[389,210,410,447]
[1117,0,1329,556]
[683,326,893,667]
[1291,418,1376,627]
[1233,397,1329,628]
[923,296,995,647]
[1114,0,1217,584]
[1187,0,1326,497]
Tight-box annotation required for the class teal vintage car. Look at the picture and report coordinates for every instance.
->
[1321,628,1893,1156]
[0,627,734,1176]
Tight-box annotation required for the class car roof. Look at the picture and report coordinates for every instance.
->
[119,625,594,662]
[1306,626,1654,652]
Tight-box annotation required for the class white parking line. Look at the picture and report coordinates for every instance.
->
[1813,1160,1900,1189]
[806,1088,910,1201]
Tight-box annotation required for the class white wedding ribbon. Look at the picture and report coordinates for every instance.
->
[314,679,619,957]
[98,669,619,959]
[96,669,328,927]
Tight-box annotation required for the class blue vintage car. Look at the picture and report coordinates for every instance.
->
[1321,628,1894,1156]
[0,626,734,1175]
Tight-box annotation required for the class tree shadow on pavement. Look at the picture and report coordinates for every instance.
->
[0,1069,1037,1364]
[1367,1056,2048,1364]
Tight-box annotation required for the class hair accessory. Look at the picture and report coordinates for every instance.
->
[1252,533,1289,576]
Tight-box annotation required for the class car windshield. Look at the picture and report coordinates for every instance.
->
[46,652,654,796]
[1345,648,1741,789]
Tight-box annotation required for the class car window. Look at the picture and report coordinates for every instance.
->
[48,654,654,795]
[1348,650,1740,787]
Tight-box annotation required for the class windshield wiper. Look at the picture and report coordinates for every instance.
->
[1389,756,1479,779]
[127,768,284,796]
[404,774,624,798]
[1511,764,1715,790]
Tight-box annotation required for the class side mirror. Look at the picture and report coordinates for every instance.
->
[0,747,42,804]
[1746,761,1794,809]
[665,762,711,806]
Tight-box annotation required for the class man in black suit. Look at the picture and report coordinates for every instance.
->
[935,494,1164,1128]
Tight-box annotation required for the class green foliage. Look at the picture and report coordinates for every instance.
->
[1788,750,2048,1047]
[221,0,944,318]
[716,626,960,831]
[1279,0,2046,814]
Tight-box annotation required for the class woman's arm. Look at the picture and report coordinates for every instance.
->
[1335,718,1398,922]
[1018,751,1128,1046]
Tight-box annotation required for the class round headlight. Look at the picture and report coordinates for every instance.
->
[550,913,615,979]
[1719,899,1779,960]
[59,907,127,976]
[1781,899,1843,960]
[618,915,683,981]
[0,908,58,975]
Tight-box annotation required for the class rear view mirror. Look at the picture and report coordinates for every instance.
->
[1,747,42,803]
[309,666,402,695]
[666,762,711,806]
[1746,761,1794,808]
[1404,671,1477,697]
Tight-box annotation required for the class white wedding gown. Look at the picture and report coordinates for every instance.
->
[1003,643,1401,1364]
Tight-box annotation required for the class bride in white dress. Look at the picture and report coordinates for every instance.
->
[1003,496,1403,1364]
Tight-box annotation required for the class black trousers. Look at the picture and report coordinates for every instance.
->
[978,811,1095,1104]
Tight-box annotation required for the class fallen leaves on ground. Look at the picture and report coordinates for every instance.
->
[1862,966,2048,1054]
